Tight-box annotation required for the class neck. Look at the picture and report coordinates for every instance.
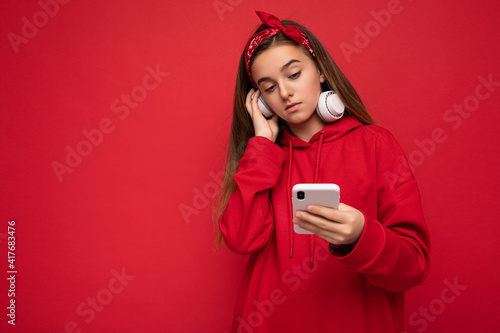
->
[288,113,325,142]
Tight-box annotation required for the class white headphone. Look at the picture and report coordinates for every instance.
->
[256,90,345,123]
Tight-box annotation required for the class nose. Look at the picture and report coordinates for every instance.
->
[279,81,293,100]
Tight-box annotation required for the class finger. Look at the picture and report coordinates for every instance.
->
[305,204,343,223]
[293,217,315,233]
[250,89,263,117]
[294,213,355,245]
[245,89,256,117]
[295,211,339,232]
[249,90,273,130]
[266,114,278,139]
[293,216,343,243]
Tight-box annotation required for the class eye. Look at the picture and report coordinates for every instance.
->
[264,84,276,93]
[289,71,301,79]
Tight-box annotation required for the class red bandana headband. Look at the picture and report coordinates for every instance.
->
[245,11,316,87]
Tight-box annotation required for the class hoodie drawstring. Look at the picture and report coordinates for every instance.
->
[309,132,325,268]
[287,138,294,258]
[287,132,326,269]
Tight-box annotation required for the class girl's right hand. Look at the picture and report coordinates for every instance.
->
[245,89,279,142]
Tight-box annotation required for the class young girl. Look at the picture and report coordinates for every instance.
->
[215,11,430,333]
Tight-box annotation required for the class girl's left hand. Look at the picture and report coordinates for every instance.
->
[293,203,365,246]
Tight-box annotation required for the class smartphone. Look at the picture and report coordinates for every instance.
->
[292,183,340,234]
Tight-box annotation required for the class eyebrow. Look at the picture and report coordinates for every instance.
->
[256,59,301,86]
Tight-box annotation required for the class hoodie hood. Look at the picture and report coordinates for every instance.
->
[278,116,364,148]
[278,116,364,268]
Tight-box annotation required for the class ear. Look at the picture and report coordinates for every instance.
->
[319,72,325,83]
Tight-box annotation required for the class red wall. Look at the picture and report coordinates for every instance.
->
[1,0,499,332]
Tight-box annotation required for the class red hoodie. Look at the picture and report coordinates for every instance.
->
[220,116,430,333]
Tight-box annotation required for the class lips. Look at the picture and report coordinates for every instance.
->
[285,102,301,112]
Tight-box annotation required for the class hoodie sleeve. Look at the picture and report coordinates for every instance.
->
[219,136,285,254]
[332,128,430,292]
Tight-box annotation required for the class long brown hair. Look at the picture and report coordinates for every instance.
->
[213,19,374,245]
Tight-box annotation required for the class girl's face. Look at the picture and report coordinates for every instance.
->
[251,43,325,126]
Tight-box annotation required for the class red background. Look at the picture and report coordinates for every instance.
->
[1,0,499,332]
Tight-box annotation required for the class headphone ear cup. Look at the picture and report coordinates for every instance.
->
[316,91,345,123]
[258,95,274,118]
